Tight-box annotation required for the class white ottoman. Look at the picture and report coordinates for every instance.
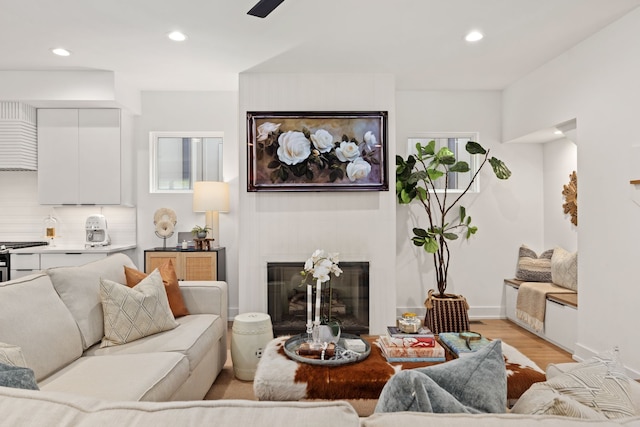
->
[231,312,274,381]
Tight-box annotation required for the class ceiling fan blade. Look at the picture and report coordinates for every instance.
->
[247,0,285,18]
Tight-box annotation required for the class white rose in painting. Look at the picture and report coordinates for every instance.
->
[335,141,361,162]
[346,158,371,181]
[257,122,281,142]
[310,129,334,153]
[277,131,311,165]
[363,130,378,153]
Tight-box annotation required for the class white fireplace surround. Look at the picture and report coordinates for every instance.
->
[240,251,395,336]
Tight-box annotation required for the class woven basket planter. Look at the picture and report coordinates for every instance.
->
[424,289,470,334]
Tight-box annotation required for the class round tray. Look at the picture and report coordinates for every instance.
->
[283,333,371,366]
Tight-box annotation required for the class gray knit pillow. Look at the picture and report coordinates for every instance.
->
[515,245,553,282]
[0,362,39,390]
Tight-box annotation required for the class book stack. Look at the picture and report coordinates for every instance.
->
[379,326,445,362]
[438,332,492,358]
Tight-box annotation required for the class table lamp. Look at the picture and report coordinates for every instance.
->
[193,181,230,246]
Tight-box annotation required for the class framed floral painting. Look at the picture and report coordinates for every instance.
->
[247,111,388,192]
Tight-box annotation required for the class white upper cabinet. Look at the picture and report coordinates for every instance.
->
[37,109,121,205]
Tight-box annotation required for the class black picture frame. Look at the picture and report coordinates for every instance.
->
[247,111,388,192]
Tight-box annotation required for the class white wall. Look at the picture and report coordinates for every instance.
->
[543,138,578,252]
[395,91,545,319]
[238,73,397,335]
[134,91,240,317]
[503,8,640,374]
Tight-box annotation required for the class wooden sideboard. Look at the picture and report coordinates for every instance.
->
[144,247,226,281]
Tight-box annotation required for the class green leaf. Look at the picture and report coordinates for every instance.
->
[413,228,428,238]
[489,157,512,179]
[302,127,311,139]
[424,238,439,253]
[409,170,428,184]
[443,233,458,240]
[435,147,456,165]
[459,206,466,222]
[449,161,470,173]
[267,160,280,169]
[416,187,428,201]
[466,141,487,155]
[400,189,412,204]
[418,140,436,156]
[427,169,444,180]
[466,226,478,239]
[412,237,425,247]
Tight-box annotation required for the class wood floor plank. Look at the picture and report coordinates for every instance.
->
[471,319,575,369]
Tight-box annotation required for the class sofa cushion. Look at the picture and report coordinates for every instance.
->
[124,262,190,317]
[85,314,222,373]
[0,363,39,391]
[551,247,578,291]
[47,253,137,349]
[39,352,189,402]
[0,274,83,381]
[99,270,179,348]
[375,339,506,414]
[0,343,28,368]
[0,387,360,427]
[515,245,553,282]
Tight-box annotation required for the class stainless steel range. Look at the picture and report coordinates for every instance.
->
[0,241,49,282]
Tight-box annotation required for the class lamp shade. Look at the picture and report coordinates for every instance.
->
[193,181,230,213]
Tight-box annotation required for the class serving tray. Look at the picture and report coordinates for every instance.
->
[283,333,370,366]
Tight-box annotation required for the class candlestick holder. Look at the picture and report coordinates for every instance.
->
[305,322,313,343]
[310,321,323,349]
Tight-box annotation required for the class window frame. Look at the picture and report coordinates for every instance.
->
[149,131,224,193]
[407,132,480,194]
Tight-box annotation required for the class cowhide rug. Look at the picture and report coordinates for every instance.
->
[253,336,545,402]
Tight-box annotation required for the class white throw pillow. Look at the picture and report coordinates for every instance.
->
[0,342,28,368]
[551,247,577,291]
[99,270,178,348]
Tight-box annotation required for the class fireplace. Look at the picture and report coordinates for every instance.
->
[267,262,369,336]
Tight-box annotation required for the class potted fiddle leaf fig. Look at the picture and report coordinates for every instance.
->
[396,140,511,333]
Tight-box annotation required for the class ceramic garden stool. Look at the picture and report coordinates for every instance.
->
[231,312,274,381]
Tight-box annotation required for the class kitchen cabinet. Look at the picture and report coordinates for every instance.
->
[37,108,121,205]
[11,252,108,279]
[144,248,226,281]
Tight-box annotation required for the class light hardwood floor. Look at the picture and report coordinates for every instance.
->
[470,318,575,368]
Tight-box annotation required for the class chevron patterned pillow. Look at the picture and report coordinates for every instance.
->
[99,269,178,348]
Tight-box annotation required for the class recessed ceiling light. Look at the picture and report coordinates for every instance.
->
[554,130,563,135]
[465,31,484,42]
[51,48,71,57]
[168,31,187,42]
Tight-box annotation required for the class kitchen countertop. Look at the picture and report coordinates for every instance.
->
[10,243,136,254]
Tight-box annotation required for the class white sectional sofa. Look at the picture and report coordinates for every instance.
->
[2,252,640,426]
[0,253,228,401]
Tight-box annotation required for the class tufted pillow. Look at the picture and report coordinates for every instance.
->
[0,362,39,390]
[124,261,189,317]
[512,358,635,419]
[0,342,28,368]
[515,245,553,282]
[551,247,578,291]
[99,270,178,348]
[375,340,506,414]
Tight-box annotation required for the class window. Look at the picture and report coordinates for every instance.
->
[150,131,223,193]
[408,133,480,193]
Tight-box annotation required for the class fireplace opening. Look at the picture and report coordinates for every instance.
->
[267,262,369,336]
